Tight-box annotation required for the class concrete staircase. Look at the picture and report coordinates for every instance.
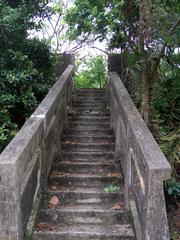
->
[33,89,135,240]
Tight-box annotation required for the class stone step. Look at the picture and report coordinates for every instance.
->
[73,101,106,107]
[61,135,114,144]
[76,89,105,94]
[61,143,114,152]
[76,92,106,97]
[34,223,134,240]
[68,116,110,123]
[76,96,106,100]
[53,161,118,174]
[61,151,114,161]
[47,187,123,204]
[38,205,128,225]
[73,97,106,105]
[69,111,110,117]
[72,106,107,111]
[77,88,105,92]
[68,122,110,129]
[76,90,105,94]
[63,128,113,136]
[50,173,122,187]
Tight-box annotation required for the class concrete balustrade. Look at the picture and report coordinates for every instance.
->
[0,56,75,240]
[0,53,172,240]
[108,55,171,240]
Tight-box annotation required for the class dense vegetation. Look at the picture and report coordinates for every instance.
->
[75,55,107,89]
[65,0,180,237]
[0,0,55,152]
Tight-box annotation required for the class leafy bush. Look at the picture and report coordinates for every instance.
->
[149,58,180,197]
[0,110,18,153]
[75,55,107,89]
[0,1,55,153]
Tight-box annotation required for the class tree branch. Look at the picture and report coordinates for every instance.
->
[88,45,109,54]
[158,18,180,60]
[65,33,91,53]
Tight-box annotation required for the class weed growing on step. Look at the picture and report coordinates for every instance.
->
[104,184,120,192]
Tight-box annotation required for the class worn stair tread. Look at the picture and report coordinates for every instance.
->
[75,94,105,97]
[34,223,134,237]
[43,203,125,212]
[61,142,114,145]
[56,159,116,164]
[48,186,123,194]
[54,161,117,167]
[46,188,123,205]
[68,117,110,120]
[73,101,106,105]
[51,172,122,178]
[76,94,106,97]
[68,117,110,124]
[64,128,113,135]
[61,150,114,154]
[72,107,107,112]
[54,161,118,168]
[61,135,114,143]
[68,115,110,119]
[68,125,110,130]
[38,206,129,225]
[61,151,115,161]
[77,88,105,91]
[57,159,116,164]
[50,172,122,184]
[61,142,114,148]
[68,122,110,126]
[68,122,110,130]
[69,111,110,117]
[52,160,120,174]
[73,100,106,107]
[63,132,113,138]
[50,174,122,188]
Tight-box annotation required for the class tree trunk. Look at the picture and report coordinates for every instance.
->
[140,59,159,124]
[140,60,152,124]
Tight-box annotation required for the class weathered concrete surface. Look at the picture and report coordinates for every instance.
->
[108,53,137,98]
[0,117,43,240]
[56,53,75,77]
[108,53,127,77]
[0,58,75,240]
[109,71,171,240]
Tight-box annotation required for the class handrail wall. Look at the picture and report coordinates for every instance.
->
[109,71,171,240]
[0,63,75,240]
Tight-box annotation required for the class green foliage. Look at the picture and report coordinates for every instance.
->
[171,232,180,240]
[0,0,55,152]
[167,180,180,197]
[149,57,180,198]
[152,60,180,125]
[65,0,138,49]
[75,55,107,89]
[104,184,119,193]
[0,110,18,153]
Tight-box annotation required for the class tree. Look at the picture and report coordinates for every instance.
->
[75,55,107,89]
[0,0,54,152]
[40,0,94,53]
[65,0,180,123]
